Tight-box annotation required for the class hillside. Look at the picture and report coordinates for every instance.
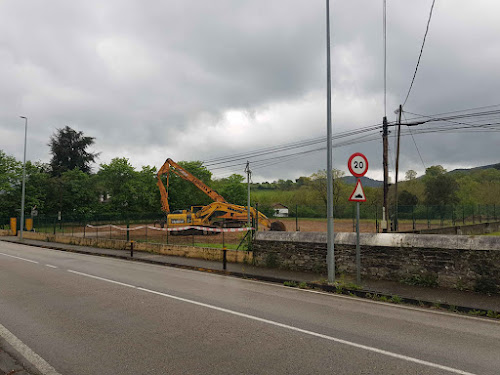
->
[449,162,500,175]
[341,175,383,188]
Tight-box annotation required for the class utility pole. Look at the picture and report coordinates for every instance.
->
[382,116,389,232]
[325,0,335,283]
[245,161,251,228]
[19,116,28,240]
[394,104,402,232]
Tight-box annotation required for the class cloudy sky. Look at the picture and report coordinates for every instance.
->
[1,0,499,182]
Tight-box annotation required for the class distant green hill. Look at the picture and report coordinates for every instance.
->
[341,176,383,187]
[449,163,500,174]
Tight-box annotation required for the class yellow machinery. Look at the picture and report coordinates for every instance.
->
[156,158,284,230]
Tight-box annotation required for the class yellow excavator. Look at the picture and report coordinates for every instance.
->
[156,158,286,231]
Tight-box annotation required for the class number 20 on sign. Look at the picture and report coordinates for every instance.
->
[348,152,369,178]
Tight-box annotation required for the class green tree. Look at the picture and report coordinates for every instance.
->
[405,169,417,181]
[423,166,459,206]
[165,161,213,210]
[97,158,139,214]
[213,174,246,205]
[0,152,53,219]
[59,168,99,218]
[97,158,161,215]
[23,162,52,215]
[455,174,480,206]
[398,190,419,206]
[309,169,346,214]
[0,151,22,218]
[135,165,160,213]
[49,126,98,176]
[295,176,311,187]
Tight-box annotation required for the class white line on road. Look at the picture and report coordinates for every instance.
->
[67,269,138,288]
[137,287,477,375]
[63,268,477,375]
[0,323,62,375]
[45,264,58,268]
[0,252,39,264]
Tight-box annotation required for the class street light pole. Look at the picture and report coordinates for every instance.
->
[19,116,28,240]
[326,0,335,283]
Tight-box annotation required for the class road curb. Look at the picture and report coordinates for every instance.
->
[2,238,499,320]
[0,348,32,375]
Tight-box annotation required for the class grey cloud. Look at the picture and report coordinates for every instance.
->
[0,0,499,184]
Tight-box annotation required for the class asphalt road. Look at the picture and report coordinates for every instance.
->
[1,241,499,375]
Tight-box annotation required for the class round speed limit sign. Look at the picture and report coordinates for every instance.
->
[348,153,369,178]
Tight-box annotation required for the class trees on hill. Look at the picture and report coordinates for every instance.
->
[97,158,159,215]
[423,165,459,206]
[212,174,246,206]
[2,127,500,223]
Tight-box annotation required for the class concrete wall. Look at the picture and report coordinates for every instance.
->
[408,221,500,235]
[254,232,500,292]
[21,232,252,264]
[0,229,11,236]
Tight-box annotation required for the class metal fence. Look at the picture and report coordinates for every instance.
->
[28,214,251,250]
[4,204,499,241]
[263,204,499,233]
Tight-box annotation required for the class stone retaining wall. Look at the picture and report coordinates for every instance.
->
[20,232,252,264]
[253,232,500,292]
[408,221,500,235]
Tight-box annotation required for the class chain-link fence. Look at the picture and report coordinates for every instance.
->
[260,203,499,233]
[5,204,499,243]
[29,213,252,250]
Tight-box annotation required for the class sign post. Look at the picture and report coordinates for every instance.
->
[348,153,368,284]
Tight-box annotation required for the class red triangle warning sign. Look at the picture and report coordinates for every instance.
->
[349,179,366,202]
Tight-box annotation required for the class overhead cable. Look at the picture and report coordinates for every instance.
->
[402,0,437,107]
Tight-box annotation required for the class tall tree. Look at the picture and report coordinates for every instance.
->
[423,165,459,206]
[405,170,417,181]
[165,161,213,210]
[97,158,139,214]
[309,169,346,214]
[0,150,22,218]
[213,174,246,205]
[49,126,98,176]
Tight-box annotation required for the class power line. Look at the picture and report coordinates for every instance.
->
[203,123,383,168]
[402,112,426,169]
[402,0,437,107]
[203,103,497,177]
[404,103,500,121]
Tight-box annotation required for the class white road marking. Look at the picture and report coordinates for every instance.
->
[45,264,58,268]
[0,323,62,375]
[1,244,495,325]
[67,269,137,288]
[0,252,39,264]
[62,267,477,375]
[136,287,477,375]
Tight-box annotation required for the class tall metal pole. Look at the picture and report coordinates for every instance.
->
[394,104,402,232]
[382,116,388,232]
[19,116,28,240]
[245,161,251,228]
[381,0,389,233]
[356,201,361,284]
[326,0,335,283]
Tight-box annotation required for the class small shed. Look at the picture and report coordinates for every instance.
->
[272,203,289,218]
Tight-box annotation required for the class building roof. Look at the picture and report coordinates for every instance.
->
[272,203,288,209]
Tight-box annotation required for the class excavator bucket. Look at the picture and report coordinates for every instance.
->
[270,221,286,231]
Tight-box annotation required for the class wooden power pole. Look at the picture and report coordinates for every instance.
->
[382,116,389,232]
[394,104,403,232]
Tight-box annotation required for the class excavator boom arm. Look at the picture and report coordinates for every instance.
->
[157,158,226,213]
